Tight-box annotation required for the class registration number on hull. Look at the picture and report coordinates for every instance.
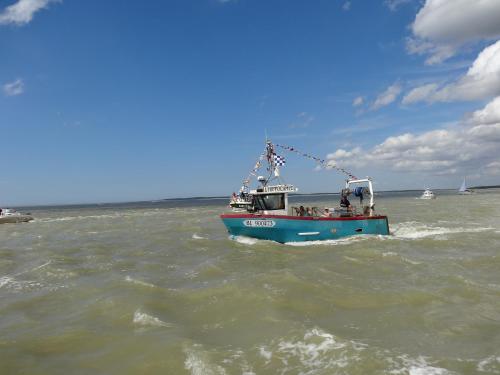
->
[243,219,276,228]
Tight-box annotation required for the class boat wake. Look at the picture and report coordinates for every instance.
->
[391,221,493,240]
[230,235,264,245]
[285,235,376,246]
[229,221,494,247]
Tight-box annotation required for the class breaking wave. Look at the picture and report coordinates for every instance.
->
[192,233,207,240]
[182,328,461,374]
[125,276,156,288]
[230,236,261,245]
[133,309,171,328]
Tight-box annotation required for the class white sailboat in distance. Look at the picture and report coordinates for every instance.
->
[458,177,473,195]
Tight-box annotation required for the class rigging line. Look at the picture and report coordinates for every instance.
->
[240,149,267,190]
[275,143,358,180]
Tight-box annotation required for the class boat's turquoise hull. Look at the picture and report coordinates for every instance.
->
[220,214,389,243]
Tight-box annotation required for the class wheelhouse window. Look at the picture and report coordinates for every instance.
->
[253,193,285,210]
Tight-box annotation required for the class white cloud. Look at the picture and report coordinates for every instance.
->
[0,0,59,26]
[326,96,500,176]
[289,112,315,129]
[352,96,364,107]
[401,83,438,105]
[403,40,500,104]
[342,2,351,11]
[484,161,500,175]
[384,0,412,12]
[470,96,500,125]
[408,0,500,64]
[371,82,402,110]
[3,78,24,96]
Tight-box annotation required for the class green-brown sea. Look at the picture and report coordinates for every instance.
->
[1,190,500,374]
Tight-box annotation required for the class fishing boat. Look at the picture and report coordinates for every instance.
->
[229,193,252,211]
[220,141,389,243]
[0,208,33,224]
[458,177,473,195]
[419,188,436,199]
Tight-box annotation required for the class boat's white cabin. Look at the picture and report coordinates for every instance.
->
[249,184,297,215]
[0,208,20,216]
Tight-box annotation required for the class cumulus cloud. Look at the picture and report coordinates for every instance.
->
[371,83,402,110]
[3,78,24,96]
[0,0,59,25]
[403,40,500,104]
[352,96,364,107]
[408,0,500,64]
[470,96,500,125]
[326,96,500,176]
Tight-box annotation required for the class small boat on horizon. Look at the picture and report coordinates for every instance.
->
[0,208,33,224]
[220,140,390,243]
[458,177,473,195]
[419,188,436,200]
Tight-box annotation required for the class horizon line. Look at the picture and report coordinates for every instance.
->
[11,185,500,209]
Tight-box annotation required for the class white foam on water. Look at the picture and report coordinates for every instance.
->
[184,345,227,375]
[125,276,155,288]
[192,233,206,240]
[388,355,452,375]
[477,355,500,373]
[132,309,171,328]
[181,328,461,374]
[0,276,43,292]
[37,213,133,223]
[35,217,75,223]
[185,270,199,279]
[231,236,260,245]
[285,235,374,247]
[259,346,273,361]
[392,221,493,240]
[0,276,13,288]
[266,328,364,372]
[28,260,52,274]
[383,251,398,257]
[382,252,421,265]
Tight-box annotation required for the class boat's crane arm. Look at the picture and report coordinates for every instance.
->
[346,178,375,209]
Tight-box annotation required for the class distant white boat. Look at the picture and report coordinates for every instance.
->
[0,208,33,224]
[458,177,473,195]
[419,188,436,199]
[229,194,252,212]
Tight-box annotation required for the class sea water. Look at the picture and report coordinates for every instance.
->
[1,190,500,374]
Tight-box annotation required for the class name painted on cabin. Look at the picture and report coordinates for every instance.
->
[243,219,276,228]
[262,185,296,193]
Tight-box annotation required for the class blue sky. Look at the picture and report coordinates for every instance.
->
[1,0,500,205]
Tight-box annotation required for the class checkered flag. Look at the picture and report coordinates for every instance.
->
[273,154,286,166]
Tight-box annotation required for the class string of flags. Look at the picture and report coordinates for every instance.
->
[240,151,266,192]
[275,143,358,180]
[239,141,357,192]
